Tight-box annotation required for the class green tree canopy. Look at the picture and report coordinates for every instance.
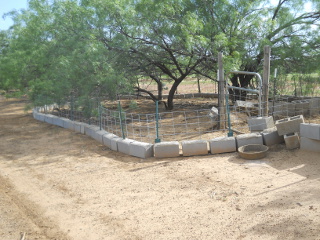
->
[0,0,319,109]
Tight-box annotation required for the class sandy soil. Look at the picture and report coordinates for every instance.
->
[1,97,320,240]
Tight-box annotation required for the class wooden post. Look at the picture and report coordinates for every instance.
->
[263,45,271,116]
[218,52,225,129]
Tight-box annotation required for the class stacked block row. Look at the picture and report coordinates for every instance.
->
[268,98,320,117]
[34,107,318,159]
[33,109,154,159]
[33,108,284,159]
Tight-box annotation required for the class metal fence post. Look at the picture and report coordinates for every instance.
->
[71,95,74,121]
[99,101,102,131]
[118,101,126,139]
[155,100,161,143]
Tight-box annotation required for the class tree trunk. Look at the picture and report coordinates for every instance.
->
[166,80,182,110]
[229,65,256,102]
[197,77,201,93]
[157,81,163,100]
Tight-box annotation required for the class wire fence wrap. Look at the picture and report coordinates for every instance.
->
[34,71,320,144]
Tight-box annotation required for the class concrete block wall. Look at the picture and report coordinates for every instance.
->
[44,114,55,124]
[271,101,296,117]
[268,98,320,117]
[292,100,309,116]
[33,101,319,159]
[63,119,75,131]
[282,102,296,117]
[52,117,64,128]
[268,101,286,117]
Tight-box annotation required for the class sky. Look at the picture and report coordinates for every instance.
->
[0,0,28,30]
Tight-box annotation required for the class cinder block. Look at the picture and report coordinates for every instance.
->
[209,136,236,154]
[154,141,180,158]
[309,98,320,116]
[130,141,154,158]
[73,122,82,133]
[269,101,296,117]
[37,113,46,122]
[91,130,108,144]
[236,133,263,148]
[84,125,100,138]
[275,115,304,136]
[247,116,275,132]
[261,127,284,146]
[300,123,320,140]
[44,114,56,124]
[235,100,255,108]
[292,100,309,116]
[284,133,300,150]
[32,111,37,119]
[52,116,64,128]
[269,101,284,117]
[80,123,89,134]
[300,137,320,152]
[62,119,74,131]
[117,138,135,155]
[110,136,123,151]
[102,133,119,148]
[283,102,296,117]
[32,109,37,119]
[181,140,208,156]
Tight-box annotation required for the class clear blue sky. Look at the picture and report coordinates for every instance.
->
[0,0,28,30]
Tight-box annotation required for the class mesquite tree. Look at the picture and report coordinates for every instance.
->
[1,0,319,109]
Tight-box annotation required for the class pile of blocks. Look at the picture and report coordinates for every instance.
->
[275,115,304,150]
[247,116,284,146]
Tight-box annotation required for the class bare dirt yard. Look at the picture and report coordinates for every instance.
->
[1,97,320,240]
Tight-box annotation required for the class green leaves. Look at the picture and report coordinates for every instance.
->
[0,0,318,108]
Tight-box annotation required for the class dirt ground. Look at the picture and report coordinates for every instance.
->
[1,97,320,240]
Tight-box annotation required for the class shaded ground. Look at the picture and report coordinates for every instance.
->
[1,97,320,240]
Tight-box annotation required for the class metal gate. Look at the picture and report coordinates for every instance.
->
[225,71,263,136]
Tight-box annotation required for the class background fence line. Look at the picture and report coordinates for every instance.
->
[35,72,320,144]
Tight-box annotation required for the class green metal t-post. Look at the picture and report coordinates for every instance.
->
[71,95,74,121]
[99,102,102,131]
[226,90,233,137]
[155,100,161,143]
[118,101,126,139]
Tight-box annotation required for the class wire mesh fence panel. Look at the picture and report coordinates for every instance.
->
[226,89,262,134]
[33,74,320,145]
